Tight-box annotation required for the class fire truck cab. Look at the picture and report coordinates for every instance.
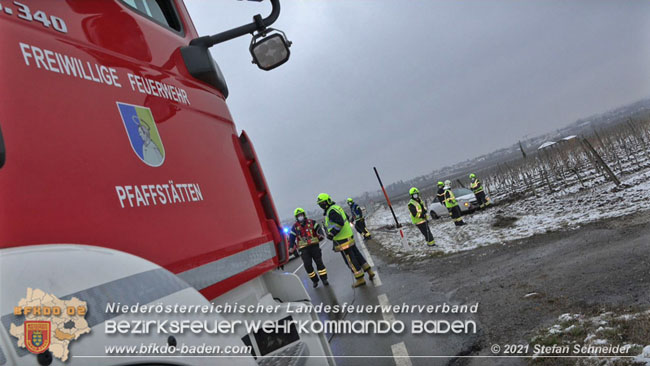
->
[0,0,332,364]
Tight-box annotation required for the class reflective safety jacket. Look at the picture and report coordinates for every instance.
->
[470,178,483,194]
[325,204,354,251]
[444,189,458,208]
[349,202,363,220]
[408,198,427,225]
[289,219,323,249]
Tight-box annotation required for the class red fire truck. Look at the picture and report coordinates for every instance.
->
[0,1,333,365]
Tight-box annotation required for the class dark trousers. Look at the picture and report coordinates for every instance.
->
[354,218,371,237]
[475,191,487,208]
[450,206,464,225]
[300,244,327,283]
[416,222,434,242]
[340,244,369,278]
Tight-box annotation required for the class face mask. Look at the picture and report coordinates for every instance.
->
[413,194,419,199]
[297,215,305,222]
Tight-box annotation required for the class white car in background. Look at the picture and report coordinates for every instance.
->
[429,188,486,219]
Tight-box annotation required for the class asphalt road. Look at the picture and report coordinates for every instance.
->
[281,228,476,366]
[282,210,650,366]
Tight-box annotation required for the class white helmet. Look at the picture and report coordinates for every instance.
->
[444,180,452,187]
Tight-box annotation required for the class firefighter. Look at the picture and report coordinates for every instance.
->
[347,198,371,239]
[436,181,446,205]
[443,180,466,226]
[469,173,490,209]
[408,187,436,247]
[317,193,374,288]
[289,208,329,288]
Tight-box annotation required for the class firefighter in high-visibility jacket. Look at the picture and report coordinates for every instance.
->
[469,173,490,209]
[347,198,371,239]
[289,208,329,288]
[443,180,466,226]
[408,187,436,247]
[317,193,374,288]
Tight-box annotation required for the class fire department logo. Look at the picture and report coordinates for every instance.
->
[24,321,51,354]
[116,102,165,167]
[10,288,91,362]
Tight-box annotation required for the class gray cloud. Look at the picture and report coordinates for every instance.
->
[185,0,650,217]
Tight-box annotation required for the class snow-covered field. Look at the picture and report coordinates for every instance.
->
[366,168,650,260]
[530,310,650,365]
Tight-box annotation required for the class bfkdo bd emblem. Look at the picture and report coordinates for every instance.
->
[24,321,51,354]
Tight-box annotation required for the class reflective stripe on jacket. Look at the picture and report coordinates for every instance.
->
[470,178,483,194]
[408,199,427,225]
[350,203,363,220]
[325,205,354,250]
[444,189,458,208]
[291,219,321,249]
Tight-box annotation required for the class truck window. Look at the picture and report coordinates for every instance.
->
[121,0,182,32]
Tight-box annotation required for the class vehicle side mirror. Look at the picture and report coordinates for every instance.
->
[250,31,291,71]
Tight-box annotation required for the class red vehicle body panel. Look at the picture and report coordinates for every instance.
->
[0,0,285,299]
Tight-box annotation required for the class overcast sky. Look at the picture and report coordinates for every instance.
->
[184,0,650,218]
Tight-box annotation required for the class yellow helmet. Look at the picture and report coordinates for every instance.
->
[317,193,331,204]
[294,207,305,217]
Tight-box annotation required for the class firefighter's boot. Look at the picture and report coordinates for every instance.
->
[352,277,366,288]
[318,269,328,286]
[352,272,366,288]
[362,264,376,280]
[308,271,318,288]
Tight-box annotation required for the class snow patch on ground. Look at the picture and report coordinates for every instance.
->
[366,168,650,259]
[531,310,650,364]
[638,346,650,365]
